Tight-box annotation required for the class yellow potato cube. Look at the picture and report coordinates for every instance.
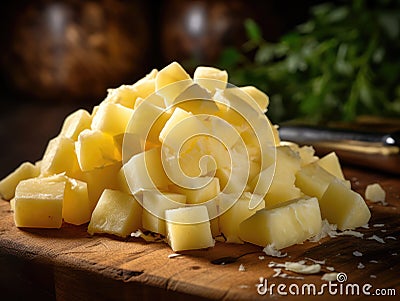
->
[81,161,122,211]
[0,162,40,200]
[63,178,91,225]
[219,192,265,243]
[122,147,170,193]
[239,197,322,249]
[104,72,158,108]
[319,180,371,230]
[127,100,171,147]
[295,162,350,200]
[88,189,142,237]
[91,102,134,136]
[59,109,92,141]
[165,206,214,251]
[75,129,120,172]
[264,146,302,207]
[14,177,66,228]
[240,86,269,112]
[141,191,186,236]
[170,177,220,204]
[155,62,193,105]
[40,136,81,178]
[317,152,345,180]
[193,66,228,93]
[173,85,219,115]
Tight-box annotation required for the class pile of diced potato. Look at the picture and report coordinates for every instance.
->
[0,62,371,252]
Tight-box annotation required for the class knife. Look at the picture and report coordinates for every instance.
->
[278,125,400,175]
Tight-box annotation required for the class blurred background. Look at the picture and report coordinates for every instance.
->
[0,0,399,178]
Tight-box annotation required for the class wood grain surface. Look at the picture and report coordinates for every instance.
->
[0,166,399,301]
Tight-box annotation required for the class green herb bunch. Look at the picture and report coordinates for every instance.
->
[218,0,400,123]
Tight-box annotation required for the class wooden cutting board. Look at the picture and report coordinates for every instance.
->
[0,166,399,301]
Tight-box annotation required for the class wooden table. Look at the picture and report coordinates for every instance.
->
[0,166,399,301]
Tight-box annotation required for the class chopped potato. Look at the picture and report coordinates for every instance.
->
[88,189,142,238]
[165,206,214,251]
[0,61,373,253]
[0,162,40,200]
[14,176,66,228]
[239,197,322,249]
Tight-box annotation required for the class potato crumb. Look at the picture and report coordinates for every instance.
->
[365,183,387,205]
[322,272,338,282]
[263,244,287,258]
[353,251,363,257]
[238,264,246,272]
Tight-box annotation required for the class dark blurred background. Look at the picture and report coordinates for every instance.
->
[0,0,326,178]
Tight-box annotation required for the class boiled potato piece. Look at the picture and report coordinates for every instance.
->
[193,66,228,93]
[88,189,142,237]
[127,100,172,148]
[91,103,134,136]
[40,136,81,178]
[219,192,265,243]
[14,177,65,228]
[317,152,345,180]
[170,177,220,204]
[59,109,91,141]
[82,161,122,211]
[239,197,322,249]
[75,129,120,172]
[319,180,370,230]
[122,147,170,193]
[365,183,386,203]
[0,162,40,200]
[156,62,192,106]
[141,191,186,236]
[104,70,157,108]
[240,86,269,113]
[264,146,302,208]
[295,162,350,200]
[63,178,91,225]
[165,206,214,251]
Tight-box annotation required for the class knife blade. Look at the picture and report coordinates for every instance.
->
[278,125,400,175]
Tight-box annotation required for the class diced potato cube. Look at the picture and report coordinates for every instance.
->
[88,189,142,237]
[193,66,228,93]
[10,198,15,211]
[219,192,265,243]
[165,206,214,251]
[173,84,219,115]
[127,100,171,147]
[239,197,322,249]
[170,177,220,204]
[317,152,345,180]
[264,146,302,207]
[319,180,371,230]
[75,129,120,172]
[0,162,40,200]
[104,73,158,108]
[14,177,65,228]
[104,85,139,108]
[63,178,91,225]
[156,62,193,106]
[59,109,91,141]
[142,191,186,236]
[123,147,170,193]
[159,108,208,147]
[81,161,122,211]
[240,86,269,112]
[40,136,81,178]
[365,183,386,203]
[91,103,134,135]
